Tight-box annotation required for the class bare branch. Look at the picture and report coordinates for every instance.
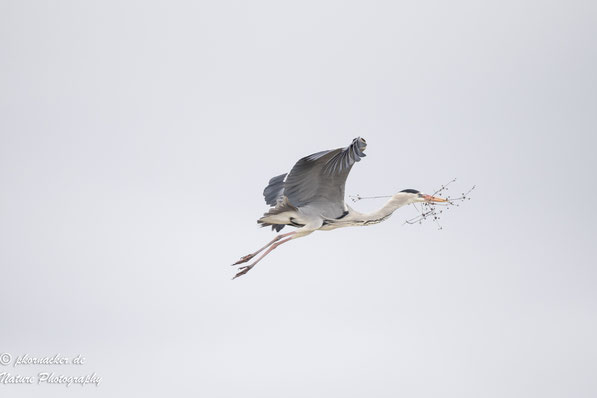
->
[404,180,475,230]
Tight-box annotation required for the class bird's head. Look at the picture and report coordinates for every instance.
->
[393,189,448,205]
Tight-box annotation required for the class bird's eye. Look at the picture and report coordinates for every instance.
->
[361,138,366,143]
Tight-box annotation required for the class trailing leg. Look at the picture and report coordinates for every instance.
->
[232,231,296,265]
[233,236,294,279]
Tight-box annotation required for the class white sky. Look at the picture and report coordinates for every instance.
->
[1,1,596,397]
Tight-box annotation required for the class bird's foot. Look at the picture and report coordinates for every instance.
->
[232,254,255,265]
[232,264,254,279]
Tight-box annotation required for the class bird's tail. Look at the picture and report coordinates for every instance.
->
[257,196,298,232]
[257,219,285,232]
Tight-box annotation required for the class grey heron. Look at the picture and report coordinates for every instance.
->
[232,137,447,279]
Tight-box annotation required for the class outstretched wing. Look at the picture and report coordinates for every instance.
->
[282,137,367,219]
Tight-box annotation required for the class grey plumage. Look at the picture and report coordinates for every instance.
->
[259,137,367,231]
[263,173,287,206]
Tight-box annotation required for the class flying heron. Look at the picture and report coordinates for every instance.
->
[232,137,447,279]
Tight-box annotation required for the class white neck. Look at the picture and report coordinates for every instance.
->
[346,193,415,224]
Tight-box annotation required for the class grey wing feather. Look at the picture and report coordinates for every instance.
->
[263,173,287,206]
[283,137,367,219]
[261,173,289,232]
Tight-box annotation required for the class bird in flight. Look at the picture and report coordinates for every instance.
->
[232,137,447,279]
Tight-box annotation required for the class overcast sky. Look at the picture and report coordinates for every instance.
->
[1,1,596,397]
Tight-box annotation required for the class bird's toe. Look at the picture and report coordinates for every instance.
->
[232,264,254,279]
[232,254,254,266]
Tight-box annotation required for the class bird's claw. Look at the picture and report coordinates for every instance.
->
[232,264,254,279]
[232,254,255,266]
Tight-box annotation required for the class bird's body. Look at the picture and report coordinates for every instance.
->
[232,137,446,279]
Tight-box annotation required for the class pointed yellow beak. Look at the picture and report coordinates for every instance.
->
[422,194,448,203]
